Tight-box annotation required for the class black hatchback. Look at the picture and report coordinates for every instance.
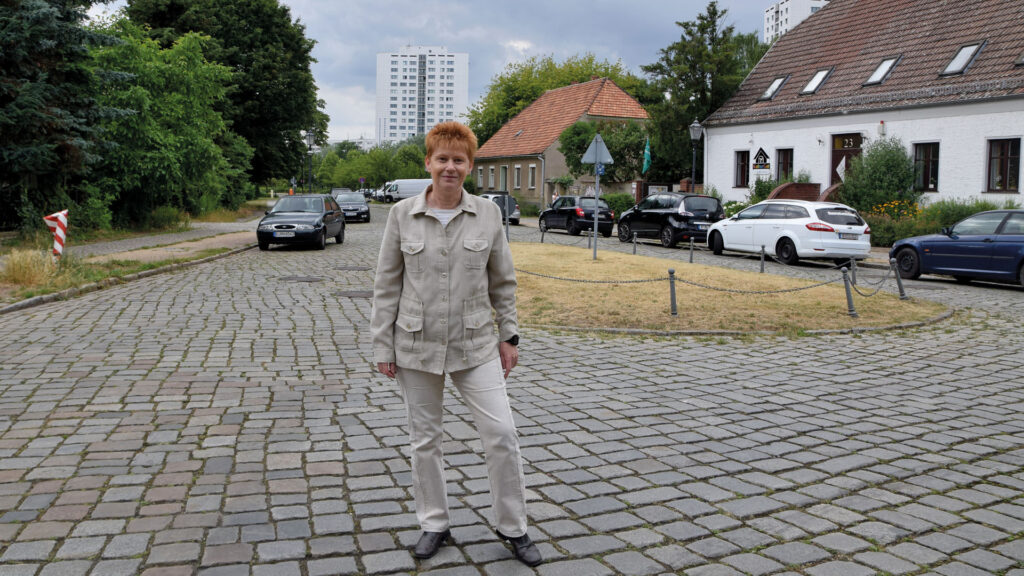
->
[256,194,345,250]
[538,196,614,237]
[617,193,725,247]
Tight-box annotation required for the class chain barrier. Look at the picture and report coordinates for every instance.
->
[514,268,668,284]
[515,267,842,294]
[850,265,894,298]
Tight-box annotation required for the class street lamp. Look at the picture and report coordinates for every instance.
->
[689,118,702,193]
[305,130,315,194]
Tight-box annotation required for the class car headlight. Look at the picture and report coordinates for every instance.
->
[294,224,316,231]
[258,224,274,231]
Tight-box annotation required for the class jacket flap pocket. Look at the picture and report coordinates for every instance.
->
[463,309,493,330]
[463,239,489,252]
[401,242,424,255]
[397,312,423,333]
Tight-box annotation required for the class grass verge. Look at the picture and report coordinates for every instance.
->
[1,247,231,302]
[193,199,271,222]
[511,243,947,335]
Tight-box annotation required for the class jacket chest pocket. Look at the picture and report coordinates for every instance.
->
[462,239,489,270]
[401,242,425,274]
[395,311,423,352]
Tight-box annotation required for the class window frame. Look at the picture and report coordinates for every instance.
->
[476,167,483,188]
[941,42,985,76]
[513,165,521,190]
[759,76,789,101]
[528,165,536,189]
[863,55,902,86]
[488,167,495,189]
[987,138,1020,193]
[734,150,750,188]
[801,67,834,94]
[776,148,794,181]
[913,142,940,192]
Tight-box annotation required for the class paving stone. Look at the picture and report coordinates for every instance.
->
[804,561,875,576]
[602,551,665,575]
[361,550,416,574]
[89,559,142,576]
[536,559,613,576]
[252,562,301,576]
[945,522,1008,545]
[954,548,1016,572]
[915,532,975,554]
[3,540,57,561]
[852,551,918,574]
[847,521,910,544]
[720,553,784,576]
[307,557,360,576]
[761,542,830,566]
[811,532,872,553]
[146,543,201,564]
[202,543,254,566]
[38,561,91,576]
[102,533,150,558]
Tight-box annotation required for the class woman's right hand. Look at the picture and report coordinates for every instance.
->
[377,362,397,379]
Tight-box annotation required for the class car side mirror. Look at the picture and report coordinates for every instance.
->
[941,226,952,236]
[264,210,269,215]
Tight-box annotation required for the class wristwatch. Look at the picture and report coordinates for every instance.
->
[505,335,519,346]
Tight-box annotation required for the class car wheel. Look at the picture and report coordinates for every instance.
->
[365,214,371,222]
[385,195,393,203]
[568,219,581,236]
[776,238,798,265]
[953,276,972,284]
[1019,264,1024,288]
[660,226,677,248]
[617,222,632,243]
[711,232,723,255]
[511,218,519,226]
[258,240,269,251]
[601,228,612,238]
[538,216,548,233]
[335,225,344,244]
[894,246,920,279]
[316,229,326,250]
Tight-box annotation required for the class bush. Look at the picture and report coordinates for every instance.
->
[863,198,1011,247]
[603,193,635,220]
[749,177,779,204]
[839,136,918,212]
[919,198,1003,228]
[147,205,188,230]
[702,184,721,200]
[1,249,55,285]
[724,200,748,217]
[519,202,540,217]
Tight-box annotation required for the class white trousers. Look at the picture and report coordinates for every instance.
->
[397,356,528,536]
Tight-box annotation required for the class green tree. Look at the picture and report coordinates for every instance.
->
[642,2,767,182]
[839,137,919,212]
[0,0,109,232]
[558,120,646,183]
[125,0,326,184]
[467,53,658,145]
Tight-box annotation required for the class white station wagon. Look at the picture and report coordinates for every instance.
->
[707,199,871,265]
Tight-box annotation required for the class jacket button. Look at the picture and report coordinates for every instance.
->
[441,273,447,279]
[441,319,447,325]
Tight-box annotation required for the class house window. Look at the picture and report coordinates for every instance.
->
[988,139,1020,192]
[801,68,832,94]
[477,167,483,188]
[760,76,788,100]
[528,165,537,189]
[865,56,900,85]
[734,151,750,188]
[499,166,508,190]
[488,167,495,189]
[943,42,984,75]
[776,149,794,180]
[914,143,940,192]
[513,165,521,189]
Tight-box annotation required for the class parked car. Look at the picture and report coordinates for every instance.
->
[256,194,345,251]
[330,187,354,199]
[538,196,614,237]
[617,192,725,247]
[381,178,432,202]
[480,193,520,225]
[707,199,871,265]
[890,209,1024,286]
[372,182,392,202]
[333,191,371,222]
[359,188,374,199]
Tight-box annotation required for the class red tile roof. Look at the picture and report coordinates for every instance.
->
[707,0,1024,127]
[476,78,648,159]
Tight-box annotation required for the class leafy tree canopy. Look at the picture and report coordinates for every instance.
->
[467,53,659,146]
[558,120,646,183]
[839,137,919,212]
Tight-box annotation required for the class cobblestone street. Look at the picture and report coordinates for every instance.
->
[1,204,1023,575]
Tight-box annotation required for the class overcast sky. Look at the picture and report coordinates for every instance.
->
[90,1,765,142]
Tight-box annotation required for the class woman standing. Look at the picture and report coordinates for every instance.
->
[370,122,541,567]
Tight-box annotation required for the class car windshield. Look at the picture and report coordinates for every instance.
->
[952,212,1006,236]
[271,197,321,213]
[815,207,863,225]
[683,197,719,213]
[579,198,610,210]
[336,193,363,203]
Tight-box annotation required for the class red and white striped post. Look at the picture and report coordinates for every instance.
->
[43,209,69,262]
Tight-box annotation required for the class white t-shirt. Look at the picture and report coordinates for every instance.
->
[432,208,457,227]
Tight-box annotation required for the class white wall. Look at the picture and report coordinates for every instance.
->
[705,99,1024,205]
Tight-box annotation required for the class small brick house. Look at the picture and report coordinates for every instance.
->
[474,78,648,208]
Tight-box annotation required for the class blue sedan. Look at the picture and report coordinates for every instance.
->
[890,209,1024,287]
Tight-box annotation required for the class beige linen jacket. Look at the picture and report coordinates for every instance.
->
[370,188,518,375]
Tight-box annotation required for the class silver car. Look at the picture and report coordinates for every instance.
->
[480,193,520,225]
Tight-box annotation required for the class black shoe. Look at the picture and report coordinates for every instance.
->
[497,530,543,567]
[413,529,451,559]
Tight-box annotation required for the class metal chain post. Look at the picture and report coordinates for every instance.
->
[841,267,858,318]
[540,227,545,243]
[760,246,766,273]
[891,258,908,300]
[632,232,637,255]
[668,269,677,316]
[851,258,857,285]
[689,238,694,263]
[587,230,591,250]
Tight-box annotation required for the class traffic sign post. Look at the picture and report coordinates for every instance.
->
[581,134,614,260]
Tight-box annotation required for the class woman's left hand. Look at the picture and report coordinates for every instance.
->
[499,341,518,379]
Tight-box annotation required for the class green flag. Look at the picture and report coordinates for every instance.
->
[642,137,651,174]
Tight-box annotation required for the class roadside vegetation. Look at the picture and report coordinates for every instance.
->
[511,243,946,336]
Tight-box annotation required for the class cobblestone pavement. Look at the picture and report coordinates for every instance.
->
[66,220,261,258]
[1,203,1023,576]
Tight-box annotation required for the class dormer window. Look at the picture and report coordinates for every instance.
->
[1015,49,1024,66]
[942,42,984,75]
[864,56,901,85]
[759,76,788,100]
[801,68,833,94]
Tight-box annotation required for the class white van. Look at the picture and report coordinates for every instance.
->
[382,178,432,202]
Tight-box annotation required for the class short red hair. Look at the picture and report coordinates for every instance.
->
[425,122,478,163]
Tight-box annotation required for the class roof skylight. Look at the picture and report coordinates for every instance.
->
[942,43,983,75]
[801,68,832,94]
[865,56,900,85]
[760,76,788,100]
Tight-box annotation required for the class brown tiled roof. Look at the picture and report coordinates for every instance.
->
[476,78,648,159]
[706,0,1024,127]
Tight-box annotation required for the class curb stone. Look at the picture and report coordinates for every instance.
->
[0,244,257,316]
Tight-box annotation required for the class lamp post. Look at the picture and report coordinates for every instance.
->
[688,118,702,193]
[305,130,315,194]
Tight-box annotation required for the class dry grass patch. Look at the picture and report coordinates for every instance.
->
[511,243,946,334]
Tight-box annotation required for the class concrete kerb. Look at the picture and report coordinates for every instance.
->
[0,243,257,316]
